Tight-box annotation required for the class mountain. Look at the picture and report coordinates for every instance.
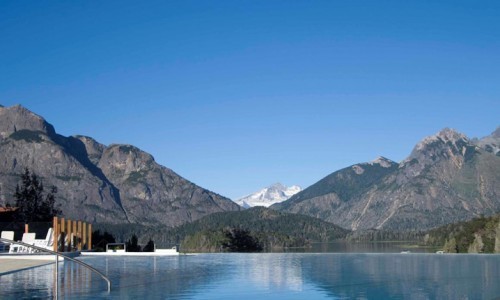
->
[0,105,240,227]
[273,128,500,231]
[475,126,500,157]
[235,183,301,208]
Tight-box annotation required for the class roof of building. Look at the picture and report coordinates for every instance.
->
[0,207,18,213]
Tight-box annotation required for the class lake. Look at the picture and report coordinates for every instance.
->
[1,252,500,299]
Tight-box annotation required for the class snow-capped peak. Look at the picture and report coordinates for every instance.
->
[234,183,302,208]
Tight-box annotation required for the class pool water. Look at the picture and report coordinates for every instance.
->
[1,253,500,299]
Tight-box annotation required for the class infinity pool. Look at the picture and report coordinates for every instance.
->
[1,253,500,299]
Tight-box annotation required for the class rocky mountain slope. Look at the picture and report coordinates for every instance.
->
[273,128,500,231]
[0,105,240,226]
[235,183,301,208]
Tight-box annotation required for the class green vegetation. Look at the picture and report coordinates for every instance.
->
[181,228,264,252]
[126,234,142,252]
[181,230,226,252]
[346,229,426,242]
[92,230,116,251]
[117,214,500,253]
[11,168,61,223]
[167,207,349,252]
[425,214,500,253]
[92,211,500,254]
[118,145,135,154]
[143,239,155,252]
[93,207,350,252]
[125,171,148,184]
[221,228,263,252]
[92,230,157,252]
[92,223,148,245]
[9,130,44,143]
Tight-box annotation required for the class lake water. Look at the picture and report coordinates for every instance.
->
[1,253,500,299]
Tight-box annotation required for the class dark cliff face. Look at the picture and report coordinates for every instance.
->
[98,144,240,226]
[0,105,240,226]
[274,128,500,231]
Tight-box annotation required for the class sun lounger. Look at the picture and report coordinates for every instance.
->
[9,233,36,253]
[33,228,54,251]
[0,231,15,252]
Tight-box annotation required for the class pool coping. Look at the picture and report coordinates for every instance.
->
[0,258,55,275]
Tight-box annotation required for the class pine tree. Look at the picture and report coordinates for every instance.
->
[13,168,61,223]
[221,228,263,252]
[143,239,155,252]
[126,234,141,252]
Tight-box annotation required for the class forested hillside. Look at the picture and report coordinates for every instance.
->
[94,207,350,252]
[424,214,500,253]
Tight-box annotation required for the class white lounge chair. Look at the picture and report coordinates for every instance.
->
[34,228,54,251]
[0,231,14,252]
[9,233,36,253]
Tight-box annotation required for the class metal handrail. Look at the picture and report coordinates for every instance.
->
[0,237,111,292]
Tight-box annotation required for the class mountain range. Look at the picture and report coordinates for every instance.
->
[0,105,240,227]
[235,183,301,208]
[273,127,500,231]
[1,104,499,234]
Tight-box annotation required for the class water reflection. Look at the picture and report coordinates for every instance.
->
[0,263,55,299]
[242,254,303,291]
[303,241,435,253]
[0,260,109,299]
[304,254,500,299]
[1,254,500,299]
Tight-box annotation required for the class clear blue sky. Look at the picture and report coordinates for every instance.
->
[1,1,499,199]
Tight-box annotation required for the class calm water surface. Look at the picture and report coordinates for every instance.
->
[1,253,500,299]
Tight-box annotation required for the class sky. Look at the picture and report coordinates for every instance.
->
[1,1,499,199]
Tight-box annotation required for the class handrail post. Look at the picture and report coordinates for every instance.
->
[55,251,59,299]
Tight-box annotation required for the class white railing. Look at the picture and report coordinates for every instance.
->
[0,237,111,294]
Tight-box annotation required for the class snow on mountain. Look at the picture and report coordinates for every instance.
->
[235,183,302,208]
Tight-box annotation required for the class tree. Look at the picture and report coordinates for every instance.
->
[143,239,155,252]
[221,228,263,252]
[12,168,61,223]
[92,230,116,251]
[126,234,141,252]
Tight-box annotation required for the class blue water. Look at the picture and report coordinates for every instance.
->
[1,253,500,299]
